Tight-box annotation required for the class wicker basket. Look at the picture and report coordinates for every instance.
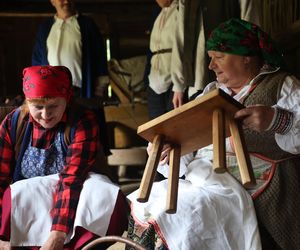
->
[82,235,146,250]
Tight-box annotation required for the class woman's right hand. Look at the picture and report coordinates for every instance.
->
[172,91,184,108]
[40,231,66,250]
[0,240,10,250]
[147,142,172,165]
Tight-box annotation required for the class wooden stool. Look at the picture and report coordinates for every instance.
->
[136,89,256,213]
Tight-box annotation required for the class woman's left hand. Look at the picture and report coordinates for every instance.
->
[234,105,275,132]
[40,231,66,250]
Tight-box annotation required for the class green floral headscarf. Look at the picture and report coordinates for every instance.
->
[206,18,285,68]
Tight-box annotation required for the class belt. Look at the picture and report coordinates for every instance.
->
[152,48,172,55]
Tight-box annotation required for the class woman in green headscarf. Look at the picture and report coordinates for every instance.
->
[127,18,300,250]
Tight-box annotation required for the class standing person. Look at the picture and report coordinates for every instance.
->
[0,65,128,250]
[32,0,111,156]
[172,0,260,107]
[32,0,108,98]
[147,0,187,119]
[127,18,300,249]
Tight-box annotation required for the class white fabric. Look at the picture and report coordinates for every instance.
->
[47,14,82,88]
[148,0,178,94]
[10,172,119,246]
[128,160,261,250]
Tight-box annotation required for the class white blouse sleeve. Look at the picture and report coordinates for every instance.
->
[275,75,300,154]
[171,0,186,93]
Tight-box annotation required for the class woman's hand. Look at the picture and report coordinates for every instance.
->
[0,240,10,250]
[234,105,275,132]
[172,91,184,108]
[147,142,172,165]
[40,231,66,250]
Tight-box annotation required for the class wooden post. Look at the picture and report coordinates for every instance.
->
[137,135,164,202]
[166,145,181,214]
[212,109,226,173]
[228,119,256,188]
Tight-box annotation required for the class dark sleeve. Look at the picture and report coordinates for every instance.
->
[32,19,53,66]
[84,16,108,77]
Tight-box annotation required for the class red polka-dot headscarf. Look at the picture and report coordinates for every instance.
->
[22,65,73,101]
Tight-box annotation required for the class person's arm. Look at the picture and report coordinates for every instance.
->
[171,0,186,107]
[39,231,66,250]
[0,113,15,223]
[146,142,193,178]
[235,75,300,154]
[50,111,100,234]
[32,20,52,66]
[273,75,300,153]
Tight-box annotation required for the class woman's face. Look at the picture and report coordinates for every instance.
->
[208,51,251,91]
[50,0,76,16]
[27,97,67,129]
[156,0,172,8]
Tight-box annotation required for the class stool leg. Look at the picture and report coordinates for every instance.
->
[166,145,181,214]
[137,135,164,202]
[228,118,256,188]
[212,109,226,173]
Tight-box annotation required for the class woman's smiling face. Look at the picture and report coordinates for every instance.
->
[27,97,67,129]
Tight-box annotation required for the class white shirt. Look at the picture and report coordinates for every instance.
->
[148,0,178,94]
[47,14,82,88]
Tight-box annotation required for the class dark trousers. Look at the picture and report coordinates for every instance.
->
[147,86,175,119]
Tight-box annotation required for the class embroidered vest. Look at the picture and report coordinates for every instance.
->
[243,71,292,159]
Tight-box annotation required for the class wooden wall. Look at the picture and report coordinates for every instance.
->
[0,1,157,97]
[1,0,300,98]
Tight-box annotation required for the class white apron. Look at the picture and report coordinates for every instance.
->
[10,172,119,246]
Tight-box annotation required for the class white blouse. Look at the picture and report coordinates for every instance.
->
[148,0,178,94]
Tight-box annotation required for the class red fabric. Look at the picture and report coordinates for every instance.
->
[23,65,73,101]
[0,189,128,249]
[0,109,100,233]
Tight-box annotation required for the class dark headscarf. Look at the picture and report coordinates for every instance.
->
[206,18,285,68]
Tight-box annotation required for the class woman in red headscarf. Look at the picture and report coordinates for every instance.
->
[0,65,128,250]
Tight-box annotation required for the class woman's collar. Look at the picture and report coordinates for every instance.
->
[216,64,281,97]
[217,64,281,90]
